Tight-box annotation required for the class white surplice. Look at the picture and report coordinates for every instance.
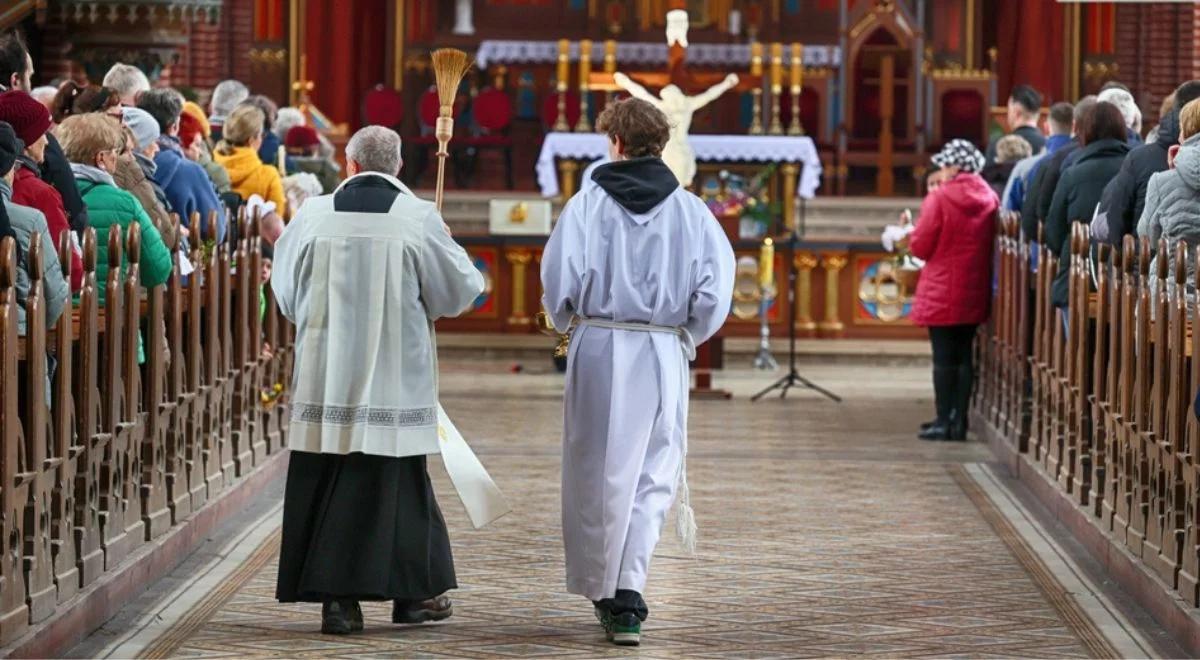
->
[271,172,484,458]
[541,180,735,601]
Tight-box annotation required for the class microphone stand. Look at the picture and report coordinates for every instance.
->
[751,197,842,402]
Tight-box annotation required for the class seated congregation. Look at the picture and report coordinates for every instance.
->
[905,73,1200,615]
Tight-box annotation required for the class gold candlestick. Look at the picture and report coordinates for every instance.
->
[577,39,593,132]
[768,42,784,135]
[759,237,775,290]
[553,39,571,132]
[749,42,764,135]
[603,39,617,107]
[788,42,804,135]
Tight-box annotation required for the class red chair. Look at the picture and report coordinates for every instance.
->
[463,87,515,189]
[362,84,404,129]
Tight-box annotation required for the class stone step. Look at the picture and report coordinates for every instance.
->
[436,333,930,368]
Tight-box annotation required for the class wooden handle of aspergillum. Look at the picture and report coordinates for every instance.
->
[434,116,455,211]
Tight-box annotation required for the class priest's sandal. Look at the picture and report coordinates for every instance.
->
[321,600,362,635]
[604,612,642,646]
[392,595,453,624]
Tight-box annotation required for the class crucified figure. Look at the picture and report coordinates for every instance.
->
[613,71,740,187]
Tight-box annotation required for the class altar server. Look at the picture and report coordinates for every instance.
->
[271,125,483,635]
[540,98,735,647]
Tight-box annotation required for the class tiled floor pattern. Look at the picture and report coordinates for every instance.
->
[79,362,1165,658]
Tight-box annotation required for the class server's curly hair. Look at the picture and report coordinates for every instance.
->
[596,97,671,159]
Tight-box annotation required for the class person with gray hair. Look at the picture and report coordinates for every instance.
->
[345,124,402,176]
[208,79,249,141]
[270,122,481,635]
[101,62,150,105]
[1098,86,1143,144]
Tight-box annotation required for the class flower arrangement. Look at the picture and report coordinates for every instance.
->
[703,166,780,239]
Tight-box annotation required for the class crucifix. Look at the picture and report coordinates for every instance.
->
[587,4,763,187]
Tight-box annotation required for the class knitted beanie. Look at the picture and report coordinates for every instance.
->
[0,90,51,148]
[178,110,203,148]
[121,106,161,151]
[285,125,320,150]
[182,101,211,138]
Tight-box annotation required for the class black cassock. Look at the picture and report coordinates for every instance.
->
[275,451,457,602]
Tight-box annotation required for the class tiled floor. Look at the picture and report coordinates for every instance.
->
[69,360,1179,658]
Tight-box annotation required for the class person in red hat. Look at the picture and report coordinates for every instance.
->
[285,125,339,194]
[0,89,81,289]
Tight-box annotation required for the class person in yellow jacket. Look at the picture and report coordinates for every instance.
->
[213,104,285,242]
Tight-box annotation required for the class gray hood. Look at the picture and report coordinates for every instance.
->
[1174,133,1200,190]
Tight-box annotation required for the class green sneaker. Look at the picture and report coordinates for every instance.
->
[605,612,641,646]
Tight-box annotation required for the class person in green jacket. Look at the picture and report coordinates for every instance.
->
[56,112,172,302]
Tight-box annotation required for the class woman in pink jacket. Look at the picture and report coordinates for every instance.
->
[909,140,999,441]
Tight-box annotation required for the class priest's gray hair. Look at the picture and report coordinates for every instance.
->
[347,125,403,175]
[102,63,150,103]
[211,79,249,118]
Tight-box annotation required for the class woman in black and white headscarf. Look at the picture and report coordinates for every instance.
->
[907,139,1000,441]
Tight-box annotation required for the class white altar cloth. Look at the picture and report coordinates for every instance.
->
[535,132,822,199]
[476,40,841,69]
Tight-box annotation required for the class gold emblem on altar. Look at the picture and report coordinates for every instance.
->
[509,202,528,224]
[732,256,773,320]
[489,200,552,235]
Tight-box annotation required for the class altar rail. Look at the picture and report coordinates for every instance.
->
[0,213,292,645]
[975,218,1200,648]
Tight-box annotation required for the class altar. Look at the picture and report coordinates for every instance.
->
[537,132,822,230]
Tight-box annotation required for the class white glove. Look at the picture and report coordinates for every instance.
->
[244,194,278,219]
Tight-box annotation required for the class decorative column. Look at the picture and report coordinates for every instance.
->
[557,160,579,202]
[794,253,818,335]
[506,249,534,327]
[453,0,475,35]
[818,253,847,336]
[781,163,798,234]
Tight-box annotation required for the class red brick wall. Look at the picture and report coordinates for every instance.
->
[1115,2,1198,126]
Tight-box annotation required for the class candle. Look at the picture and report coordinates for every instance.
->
[557,39,570,91]
[604,40,617,74]
[790,42,803,89]
[770,42,783,89]
[729,9,742,36]
[760,238,775,290]
[579,39,592,90]
[750,42,763,77]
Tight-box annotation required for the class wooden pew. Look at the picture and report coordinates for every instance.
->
[48,231,79,604]
[0,238,30,642]
[1179,249,1200,604]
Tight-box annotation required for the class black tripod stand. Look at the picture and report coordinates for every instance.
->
[751,199,842,402]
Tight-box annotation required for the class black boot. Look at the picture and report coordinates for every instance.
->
[919,366,957,440]
[949,362,975,440]
[321,600,362,635]
[393,594,453,624]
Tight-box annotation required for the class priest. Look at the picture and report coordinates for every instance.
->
[540,98,735,646]
[271,125,484,635]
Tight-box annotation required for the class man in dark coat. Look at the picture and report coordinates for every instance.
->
[0,31,88,235]
[1021,97,1097,240]
[1095,80,1200,245]
[1046,102,1131,308]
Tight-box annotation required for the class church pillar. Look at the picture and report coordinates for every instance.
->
[794,253,818,337]
[818,253,847,337]
[505,250,534,328]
